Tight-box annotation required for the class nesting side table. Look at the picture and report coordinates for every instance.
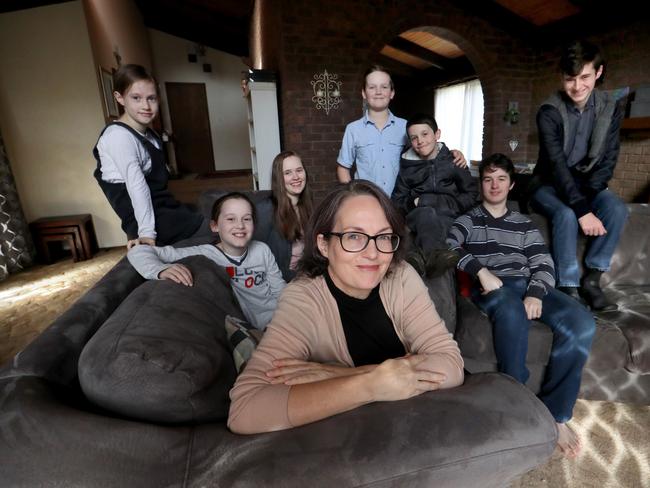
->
[29,214,98,264]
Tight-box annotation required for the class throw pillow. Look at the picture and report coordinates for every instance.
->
[78,255,243,424]
[224,315,263,373]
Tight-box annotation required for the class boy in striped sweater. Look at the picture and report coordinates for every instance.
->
[447,153,595,460]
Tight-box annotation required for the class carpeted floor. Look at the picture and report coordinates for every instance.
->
[512,399,650,488]
[0,247,126,365]
[1,249,648,487]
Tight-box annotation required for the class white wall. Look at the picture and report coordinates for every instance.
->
[149,29,251,171]
[0,1,126,248]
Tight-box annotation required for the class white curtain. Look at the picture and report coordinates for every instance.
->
[434,79,484,163]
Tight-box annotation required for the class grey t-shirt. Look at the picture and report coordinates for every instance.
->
[127,240,286,329]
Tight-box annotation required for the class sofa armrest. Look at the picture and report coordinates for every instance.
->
[200,374,556,488]
[0,373,556,488]
[0,257,144,387]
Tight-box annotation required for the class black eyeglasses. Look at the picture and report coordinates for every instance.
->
[325,232,400,253]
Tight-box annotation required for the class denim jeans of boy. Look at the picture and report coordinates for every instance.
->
[473,277,595,422]
[529,185,628,287]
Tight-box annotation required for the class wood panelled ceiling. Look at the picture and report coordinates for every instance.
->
[399,31,464,59]
[380,46,434,70]
[379,0,636,85]
[1,0,637,72]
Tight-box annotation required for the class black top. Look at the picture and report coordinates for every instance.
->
[93,122,203,245]
[253,196,294,282]
[324,272,405,366]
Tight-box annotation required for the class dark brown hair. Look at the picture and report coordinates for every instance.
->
[559,40,604,82]
[406,113,439,133]
[210,192,256,223]
[479,153,515,180]
[113,64,158,96]
[270,151,313,241]
[298,180,407,278]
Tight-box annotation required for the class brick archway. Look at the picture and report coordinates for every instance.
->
[276,1,539,199]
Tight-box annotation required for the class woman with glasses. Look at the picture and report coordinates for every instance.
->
[228,180,463,434]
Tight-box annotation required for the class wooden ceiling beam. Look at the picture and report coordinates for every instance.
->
[374,54,422,79]
[387,38,454,70]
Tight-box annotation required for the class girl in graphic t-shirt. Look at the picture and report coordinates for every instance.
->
[127,192,286,331]
[93,64,209,248]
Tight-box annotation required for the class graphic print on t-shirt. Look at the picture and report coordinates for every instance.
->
[225,266,268,289]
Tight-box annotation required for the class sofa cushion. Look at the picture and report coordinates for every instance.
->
[78,256,243,423]
[603,204,650,287]
[422,267,457,334]
[583,318,631,372]
[455,295,553,367]
[599,285,650,374]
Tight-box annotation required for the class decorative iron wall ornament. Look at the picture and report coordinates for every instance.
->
[311,70,342,115]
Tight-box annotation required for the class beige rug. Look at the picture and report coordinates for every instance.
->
[1,249,648,487]
[512,399,650,488]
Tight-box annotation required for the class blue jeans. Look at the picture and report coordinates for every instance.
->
[529,186,628,287]
[473,277,595,422]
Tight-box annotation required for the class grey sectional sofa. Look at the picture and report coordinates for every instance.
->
[456,203,650,405]
[0,225,557,486]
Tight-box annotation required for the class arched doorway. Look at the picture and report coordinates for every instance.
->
[374,28,485,166]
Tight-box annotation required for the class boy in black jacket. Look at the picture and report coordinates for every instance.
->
[528,40,628,311]
[392,113,478,276]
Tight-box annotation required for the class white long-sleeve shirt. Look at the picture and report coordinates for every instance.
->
[96,124,160,239]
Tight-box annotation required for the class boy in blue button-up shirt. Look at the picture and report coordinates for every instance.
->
[337,65,466,196]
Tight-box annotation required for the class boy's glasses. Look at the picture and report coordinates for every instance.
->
[325,232,400,254]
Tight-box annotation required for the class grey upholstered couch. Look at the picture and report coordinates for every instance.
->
[0,193,558,487]
[456,203,650,405]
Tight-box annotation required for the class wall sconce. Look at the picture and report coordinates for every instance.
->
[311,70,342,115]
[504,101,519,125]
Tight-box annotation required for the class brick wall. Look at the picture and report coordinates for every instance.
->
[274,1,650,202]
[594,21,650,203]
[613,138,650,202]
[275,0,538,201]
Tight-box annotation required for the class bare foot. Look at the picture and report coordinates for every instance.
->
[556,422,581,459]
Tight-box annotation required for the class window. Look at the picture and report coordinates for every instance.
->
[434,79,484,163]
